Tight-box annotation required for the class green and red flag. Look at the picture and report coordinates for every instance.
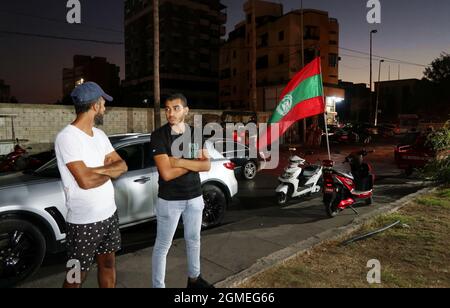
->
[258,57,325,151]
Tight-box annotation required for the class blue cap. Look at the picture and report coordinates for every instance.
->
[70,82,113,105]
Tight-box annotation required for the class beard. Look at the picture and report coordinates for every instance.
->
[94,113,104,126]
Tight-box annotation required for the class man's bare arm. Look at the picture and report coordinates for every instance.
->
[154,154,190,182]
[170,149,211,173]
[66,161,111,190]
[93,151,128,179]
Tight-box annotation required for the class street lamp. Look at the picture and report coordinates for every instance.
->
[369,30,378,92]
[374,59,385,126]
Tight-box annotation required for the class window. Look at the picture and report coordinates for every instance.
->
[258,33,269,48]
[329,40,337,45]
[278,54,285,65]
[256,55,269,70]
[278,31,285,41]
[304,26,320,40]
[220,68,231,79]
[35,160,60,178]
[116,144,144,171]
[233,68,237,77]
[329,53,338,68]
[233,50,237,59]
[143,142,155,168]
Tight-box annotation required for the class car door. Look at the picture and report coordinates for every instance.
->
[113,143,155,226]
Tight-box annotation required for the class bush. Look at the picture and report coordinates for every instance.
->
[423,119,450,184]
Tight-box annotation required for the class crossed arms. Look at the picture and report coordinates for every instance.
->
[154,149,211,182]
[66,151,128,190]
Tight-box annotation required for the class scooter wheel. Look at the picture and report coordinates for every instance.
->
[324,196,340,218]
[277,192,289,206]
[365,197,373,206]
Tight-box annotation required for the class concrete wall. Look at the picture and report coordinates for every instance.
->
[0,103,244,152]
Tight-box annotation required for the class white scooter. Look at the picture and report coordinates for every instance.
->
[276,149,323,205]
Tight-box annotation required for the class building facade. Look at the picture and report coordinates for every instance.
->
[123,0,227,109]
[219,0,344,124]
[63,55,120,100]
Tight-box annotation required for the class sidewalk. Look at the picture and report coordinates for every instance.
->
[21,174,426,288]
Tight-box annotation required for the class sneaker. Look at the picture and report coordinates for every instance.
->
[187,276,215,288]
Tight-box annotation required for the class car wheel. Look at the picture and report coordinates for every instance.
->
[242,161,257,180]
[202,185,227,229]
[0,218,46,288]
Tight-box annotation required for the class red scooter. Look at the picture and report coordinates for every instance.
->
[0,140,46,173]
[322,150,375,218]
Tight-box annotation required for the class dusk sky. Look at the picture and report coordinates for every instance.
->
[1,0,449,104]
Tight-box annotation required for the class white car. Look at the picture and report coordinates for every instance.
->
[0,133,238,287]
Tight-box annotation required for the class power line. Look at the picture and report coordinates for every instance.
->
[0,30,124,45]
[339,47,427,67]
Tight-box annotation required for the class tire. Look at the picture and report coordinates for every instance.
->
[277,192,288,206]
[242,160,258,180]
[14,157,29,171]
[0,218,46,288]
[202,185,227,229]
[277,185,293,206]
[324,194,341,218]
[405,167,414,177]
[365,197,374,206]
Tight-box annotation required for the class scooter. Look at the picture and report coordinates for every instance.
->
[322,150,375,218]
[0,139,36,173]
[276,148,323,205]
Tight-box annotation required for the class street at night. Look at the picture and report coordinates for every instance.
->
[0,0,449,294]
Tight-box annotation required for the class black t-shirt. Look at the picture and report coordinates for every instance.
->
[150,123,203,201]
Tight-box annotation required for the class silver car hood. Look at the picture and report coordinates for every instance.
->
[0,172,54,190]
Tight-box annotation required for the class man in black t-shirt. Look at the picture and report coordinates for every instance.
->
[150,93,213,288]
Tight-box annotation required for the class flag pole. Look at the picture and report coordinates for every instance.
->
[318,57,332,160]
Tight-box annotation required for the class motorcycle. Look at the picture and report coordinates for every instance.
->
[322,150,375,218]
[0,139,47,173]
[276,148,323,205]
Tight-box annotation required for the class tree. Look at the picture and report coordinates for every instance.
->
[424,53,450,84]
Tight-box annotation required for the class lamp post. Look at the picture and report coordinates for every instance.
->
[374,59,384,126]
[369,30,378,92]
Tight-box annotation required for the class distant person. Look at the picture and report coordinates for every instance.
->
[55,82,128,288]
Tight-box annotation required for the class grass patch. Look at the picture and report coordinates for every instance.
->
[239,188,450,288]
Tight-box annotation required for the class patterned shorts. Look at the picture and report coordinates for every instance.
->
[66,212,122,272]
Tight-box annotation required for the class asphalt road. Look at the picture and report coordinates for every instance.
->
[19,140,429,288]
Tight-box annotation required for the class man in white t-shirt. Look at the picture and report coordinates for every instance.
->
[55,82,128,288]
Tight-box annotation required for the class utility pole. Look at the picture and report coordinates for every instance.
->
[369,30,378,92]
[301,0,306,145]
[250,0,257,112]
[153,0,161,129]
[375,59,384,126]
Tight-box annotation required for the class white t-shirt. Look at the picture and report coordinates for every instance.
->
[55,125,117,224]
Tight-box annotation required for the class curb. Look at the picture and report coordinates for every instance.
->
[215,186,435,288]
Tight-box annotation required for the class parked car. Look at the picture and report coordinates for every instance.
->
[212,139,264,180]
[394,132,435,175]
[0,133,238,288]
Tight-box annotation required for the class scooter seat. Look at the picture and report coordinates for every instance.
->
[302,165,321,177]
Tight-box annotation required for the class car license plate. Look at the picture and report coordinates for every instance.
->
[325,187,334,193]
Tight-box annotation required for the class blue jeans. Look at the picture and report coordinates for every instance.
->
[152,196,205,288]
